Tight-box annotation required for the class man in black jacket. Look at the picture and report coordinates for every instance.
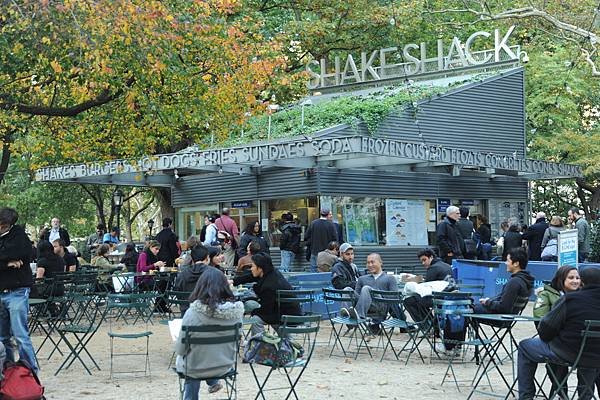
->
[418,248,453,282]
[41,216,71,246]
[174,245,209,315]
[155,217,180,268]
[517,267,600,400]
[0,208,38,372]
[436,206,464,264]
[331,243,361,290]
[474,247,534,314]
[279,212,301,273]
[522,212,548,261]
[304,208,338,272]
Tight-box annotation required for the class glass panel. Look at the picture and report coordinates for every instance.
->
[222,202,259,236]
[177,205,219,240]
[265,197,318,247]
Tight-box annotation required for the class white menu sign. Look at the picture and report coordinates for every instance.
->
[386,199,428,246]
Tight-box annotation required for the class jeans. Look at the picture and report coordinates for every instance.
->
[183,378,219,400]
[518,337,598,400]
[0,287,38,372]
[0,340,5,379]
[309,254,317,273]
[280,250,294,273]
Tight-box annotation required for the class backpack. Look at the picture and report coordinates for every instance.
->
[541,239,558,258]
[0,361,45,400]
[463,231,479,257]
[242,332,304,367]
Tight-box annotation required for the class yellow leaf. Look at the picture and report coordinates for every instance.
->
[50,60,62,74]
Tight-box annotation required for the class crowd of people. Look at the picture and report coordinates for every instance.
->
[0,204,599,399]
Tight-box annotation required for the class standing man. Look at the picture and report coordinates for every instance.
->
[304,208,338,272]
[522,212,548,261]
[568,207,591,263]
[85,223,105,261]
[41,217,71,246]
[456,207,477,259]
[215,208,239,270]
[155,217,180,268]
[279,212,301,273]
[436,206,464,265]
[0,208,38,372]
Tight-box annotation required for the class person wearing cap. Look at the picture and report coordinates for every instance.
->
[331,243,361,290]
[304,207,338,272]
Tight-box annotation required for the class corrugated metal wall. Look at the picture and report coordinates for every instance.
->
[376,69,525,157]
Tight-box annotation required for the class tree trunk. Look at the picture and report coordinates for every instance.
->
[156,188,174,220]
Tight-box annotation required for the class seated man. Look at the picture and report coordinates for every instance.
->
[517,268,600,400]
[331,243,361,290]
[317,241,339,272]
[418,248,452,282]
[474,247,534,314]
[174,245,209,315]
[345,253,404,336]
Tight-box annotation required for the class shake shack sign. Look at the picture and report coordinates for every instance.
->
[36,135,581,182]
[306,26,520,90]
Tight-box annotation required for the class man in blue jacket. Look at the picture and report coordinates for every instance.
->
[517,267,600,399]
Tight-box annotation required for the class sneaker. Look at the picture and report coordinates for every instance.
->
[339,308,350,318]
[364,333,377,342]
[434,343,447,354]
[347,307,359,321]
[208,382,223,394]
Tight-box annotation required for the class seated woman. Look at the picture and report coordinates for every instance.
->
[207,246,226,274]
[135,240,165,291]
[119,243,139,271]
[36,240,66,296]
[533,265,581,399]
[245,253,301,335]
[91,244,114,292]
[175,267,244,400]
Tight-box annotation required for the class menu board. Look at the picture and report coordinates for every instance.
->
[385,199,428,246]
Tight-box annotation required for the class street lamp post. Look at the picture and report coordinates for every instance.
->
[147,219,155,240]
[112,189,124,240]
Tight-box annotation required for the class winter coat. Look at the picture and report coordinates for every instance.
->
[279,223,301,253]
[304,218,337,256]
[522,217,549,261]
[237,233,270,258]
[501,231,523,261]
[251,269,301,325]
[481,270,534,314]
[41,227,71,246]
[436,217,463,259]
[541,226,564,248]
[574,217,591,254]
[533,284,561,319]
[538,285,600,367]
[174,263,208,312]
[331,259,361,290]
[0,224,33,291]
[424,258,453,282]
[175,300,244,379]
[155,228,180,268]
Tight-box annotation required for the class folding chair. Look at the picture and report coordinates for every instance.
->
[431,292,492,392]
[322,288,373,359]
[176,323,242,400]
[107,294,153,379]
[536,319,600,400]
[164,290,192,319]
[249,315,320,400]
[403,293,437,364]
[368,289,420,362]
[54,293,107,375]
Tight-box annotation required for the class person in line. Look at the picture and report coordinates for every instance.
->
[436,206,464,264]
[476,215,493,260]
[202,215,218,247]
[245,253,300,335]
[317,241,339,273]
[52,238,78,272]
[156,217,180,268]
[304,208,338,272]
[522,212,548,262]
[279,212,301,273]
[0,207,38,372]
[119,243,139,270]
[136,240,166,290]
[198,215,210,244]
[40,217,71,246]
[475,247,534,314]
[103,226,120,246]
[517,268,600,400]
[418,248,452,282]
[456,207,477,260]
[532,266,581,399]
[175,267,244,400]
[237,221,269,259]
[344,253,403,338]
[502,223,523,261]
[568,207,591,263]
[214,208,240,270]
[540,216,565,262]
[331,243,361,290]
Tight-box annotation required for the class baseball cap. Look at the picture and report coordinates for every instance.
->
[339,243,353,253]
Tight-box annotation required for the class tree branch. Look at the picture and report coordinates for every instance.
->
[0,76,135,117]
[129,194,155,222]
